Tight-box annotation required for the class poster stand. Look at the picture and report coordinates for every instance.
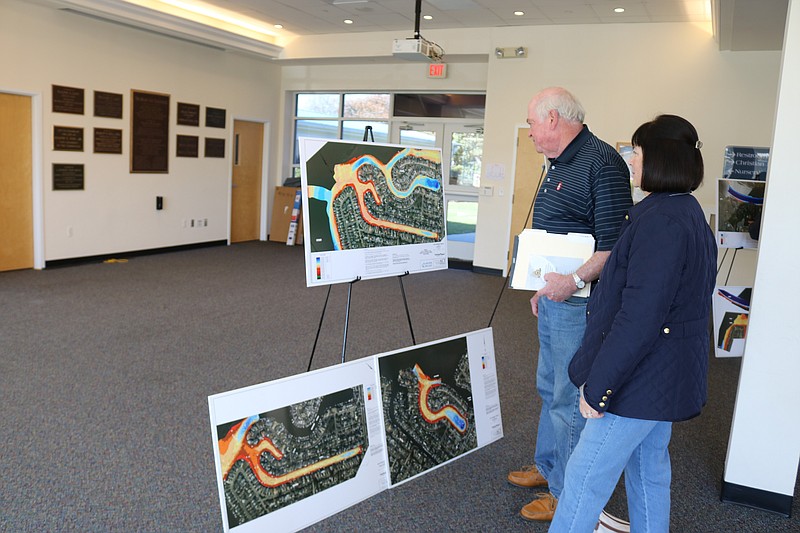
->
[487,165,545,328]
[305,126,417,370]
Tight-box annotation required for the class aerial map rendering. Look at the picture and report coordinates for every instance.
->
[216,386,368,529]
[378,337,478,485]
[304,141,445,252]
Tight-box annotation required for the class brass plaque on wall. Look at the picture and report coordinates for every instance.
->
[94,91,123,119]
[52,85,84,114]
[205,137,225,158]
[176,135,199,157]
[53,163,85,190]
[94,128,123,154]
[131,90,170,173]
[205,107,226,128]
[177,102,200,126]
[53,126,84,151]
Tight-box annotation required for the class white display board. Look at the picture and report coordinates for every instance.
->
[712,286,752,358]
[209,357,386,532]
[209,328,501,532]
[508,229,595,298]
[299,138,448,287]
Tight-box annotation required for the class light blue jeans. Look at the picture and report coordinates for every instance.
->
[549,413,673,533]
[534,296,587,499]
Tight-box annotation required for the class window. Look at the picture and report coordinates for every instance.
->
[292,93,390,173]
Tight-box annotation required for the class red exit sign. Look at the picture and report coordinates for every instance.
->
[427,63,447,78]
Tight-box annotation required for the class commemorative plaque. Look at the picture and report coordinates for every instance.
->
[176,135,199,157]
[53,163,85,190]
[94,128,123,154]
[205,137,225,158]
[131,90,170,173]
[53,126,84,151]
[177,102,200,126]
[94,91,123,119]
[52,85,84,115]
[205,107,226,128]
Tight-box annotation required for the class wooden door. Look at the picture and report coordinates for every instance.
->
[230,120,264,243]
[508,126,545,271]
[0,93,33,271]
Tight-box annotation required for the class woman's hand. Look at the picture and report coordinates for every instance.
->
[580,392,603,419]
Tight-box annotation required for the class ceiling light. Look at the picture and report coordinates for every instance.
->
[274,24,283,29]
[514,11,524,16]
[344,19,354,24]
[495,47,504,58]
[515,46,527,57]
[614,7,625,13]
[423,15,433,20]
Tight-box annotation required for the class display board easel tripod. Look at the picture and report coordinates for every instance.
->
[306,126,417,371]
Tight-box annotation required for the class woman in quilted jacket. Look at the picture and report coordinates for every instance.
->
[549,115,717,532]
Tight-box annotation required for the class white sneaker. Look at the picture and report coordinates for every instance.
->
[593,509,630,533]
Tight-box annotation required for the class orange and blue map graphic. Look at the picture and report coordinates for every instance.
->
[378,337,477,485]
[216,387,368,528]
[305,142,445,252]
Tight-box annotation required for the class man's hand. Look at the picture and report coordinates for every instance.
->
[530,292,540,317]
[540,272,577,302]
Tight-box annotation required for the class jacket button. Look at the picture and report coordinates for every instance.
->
[663,327,670,334]
[606,390,612,395]
[625,214,629,220]
[599,402,606,408]
[602,396,608,401]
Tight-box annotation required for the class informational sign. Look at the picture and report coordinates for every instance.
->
[713,286,752,358]
[299,138,448,287]
[722,146,769,181]
[509,229,595,298]
[208,328,501,532]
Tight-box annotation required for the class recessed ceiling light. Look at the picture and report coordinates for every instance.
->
[514,11,524,16]
[423,15,433,20]
[614,7,625,13]
[344,19,354,24]
[274,24,283,29]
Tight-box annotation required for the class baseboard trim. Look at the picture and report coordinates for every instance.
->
[471,265,503,277]
[45,240,228,269]
[721,480,793,517]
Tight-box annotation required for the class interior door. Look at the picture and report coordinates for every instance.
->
[0,93,33,271]
[508,126,546,270]
[230,120,264,243]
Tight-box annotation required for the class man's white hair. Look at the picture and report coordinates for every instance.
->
[534,87,585,124]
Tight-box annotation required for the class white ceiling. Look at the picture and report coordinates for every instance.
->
[39,0,789,55]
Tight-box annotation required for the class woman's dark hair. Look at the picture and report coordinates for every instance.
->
[631,114,704,192]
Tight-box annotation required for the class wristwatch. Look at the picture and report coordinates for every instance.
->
[572,272,586,289]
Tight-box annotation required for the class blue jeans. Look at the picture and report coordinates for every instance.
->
[549,413,673,533]
[534,296,587,499]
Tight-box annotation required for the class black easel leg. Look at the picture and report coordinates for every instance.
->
[724,248,740,286]
[398,272,416,345]
[307,284,332,372]
[341,277,360,364]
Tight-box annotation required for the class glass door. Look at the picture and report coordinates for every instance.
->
[390,121,483,262]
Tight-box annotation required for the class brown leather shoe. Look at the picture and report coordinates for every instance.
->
[507,464,548,488]
[520,492,558,521]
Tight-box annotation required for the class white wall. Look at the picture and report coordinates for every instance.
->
[0,0,281,262]
[724,0,800,501]
[275,21,781,273]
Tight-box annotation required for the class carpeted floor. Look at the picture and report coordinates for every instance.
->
[0,241,796,532]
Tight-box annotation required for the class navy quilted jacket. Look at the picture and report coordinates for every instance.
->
[569,191,717,422]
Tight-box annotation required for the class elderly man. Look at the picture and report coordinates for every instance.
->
[509,87,632,522]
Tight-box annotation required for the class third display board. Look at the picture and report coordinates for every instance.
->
[299,138,448,287]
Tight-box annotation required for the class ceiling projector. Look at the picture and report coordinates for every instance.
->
[392,37,441,61]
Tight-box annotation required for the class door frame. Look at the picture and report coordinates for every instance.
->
[227,117,270,244]
[1,87,44,269]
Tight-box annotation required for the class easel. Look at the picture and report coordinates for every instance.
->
[306,126,417,371]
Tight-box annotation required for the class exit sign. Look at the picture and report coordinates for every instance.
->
[427,63,447,78]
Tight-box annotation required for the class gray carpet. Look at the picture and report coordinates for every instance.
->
[0,241,796,532]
